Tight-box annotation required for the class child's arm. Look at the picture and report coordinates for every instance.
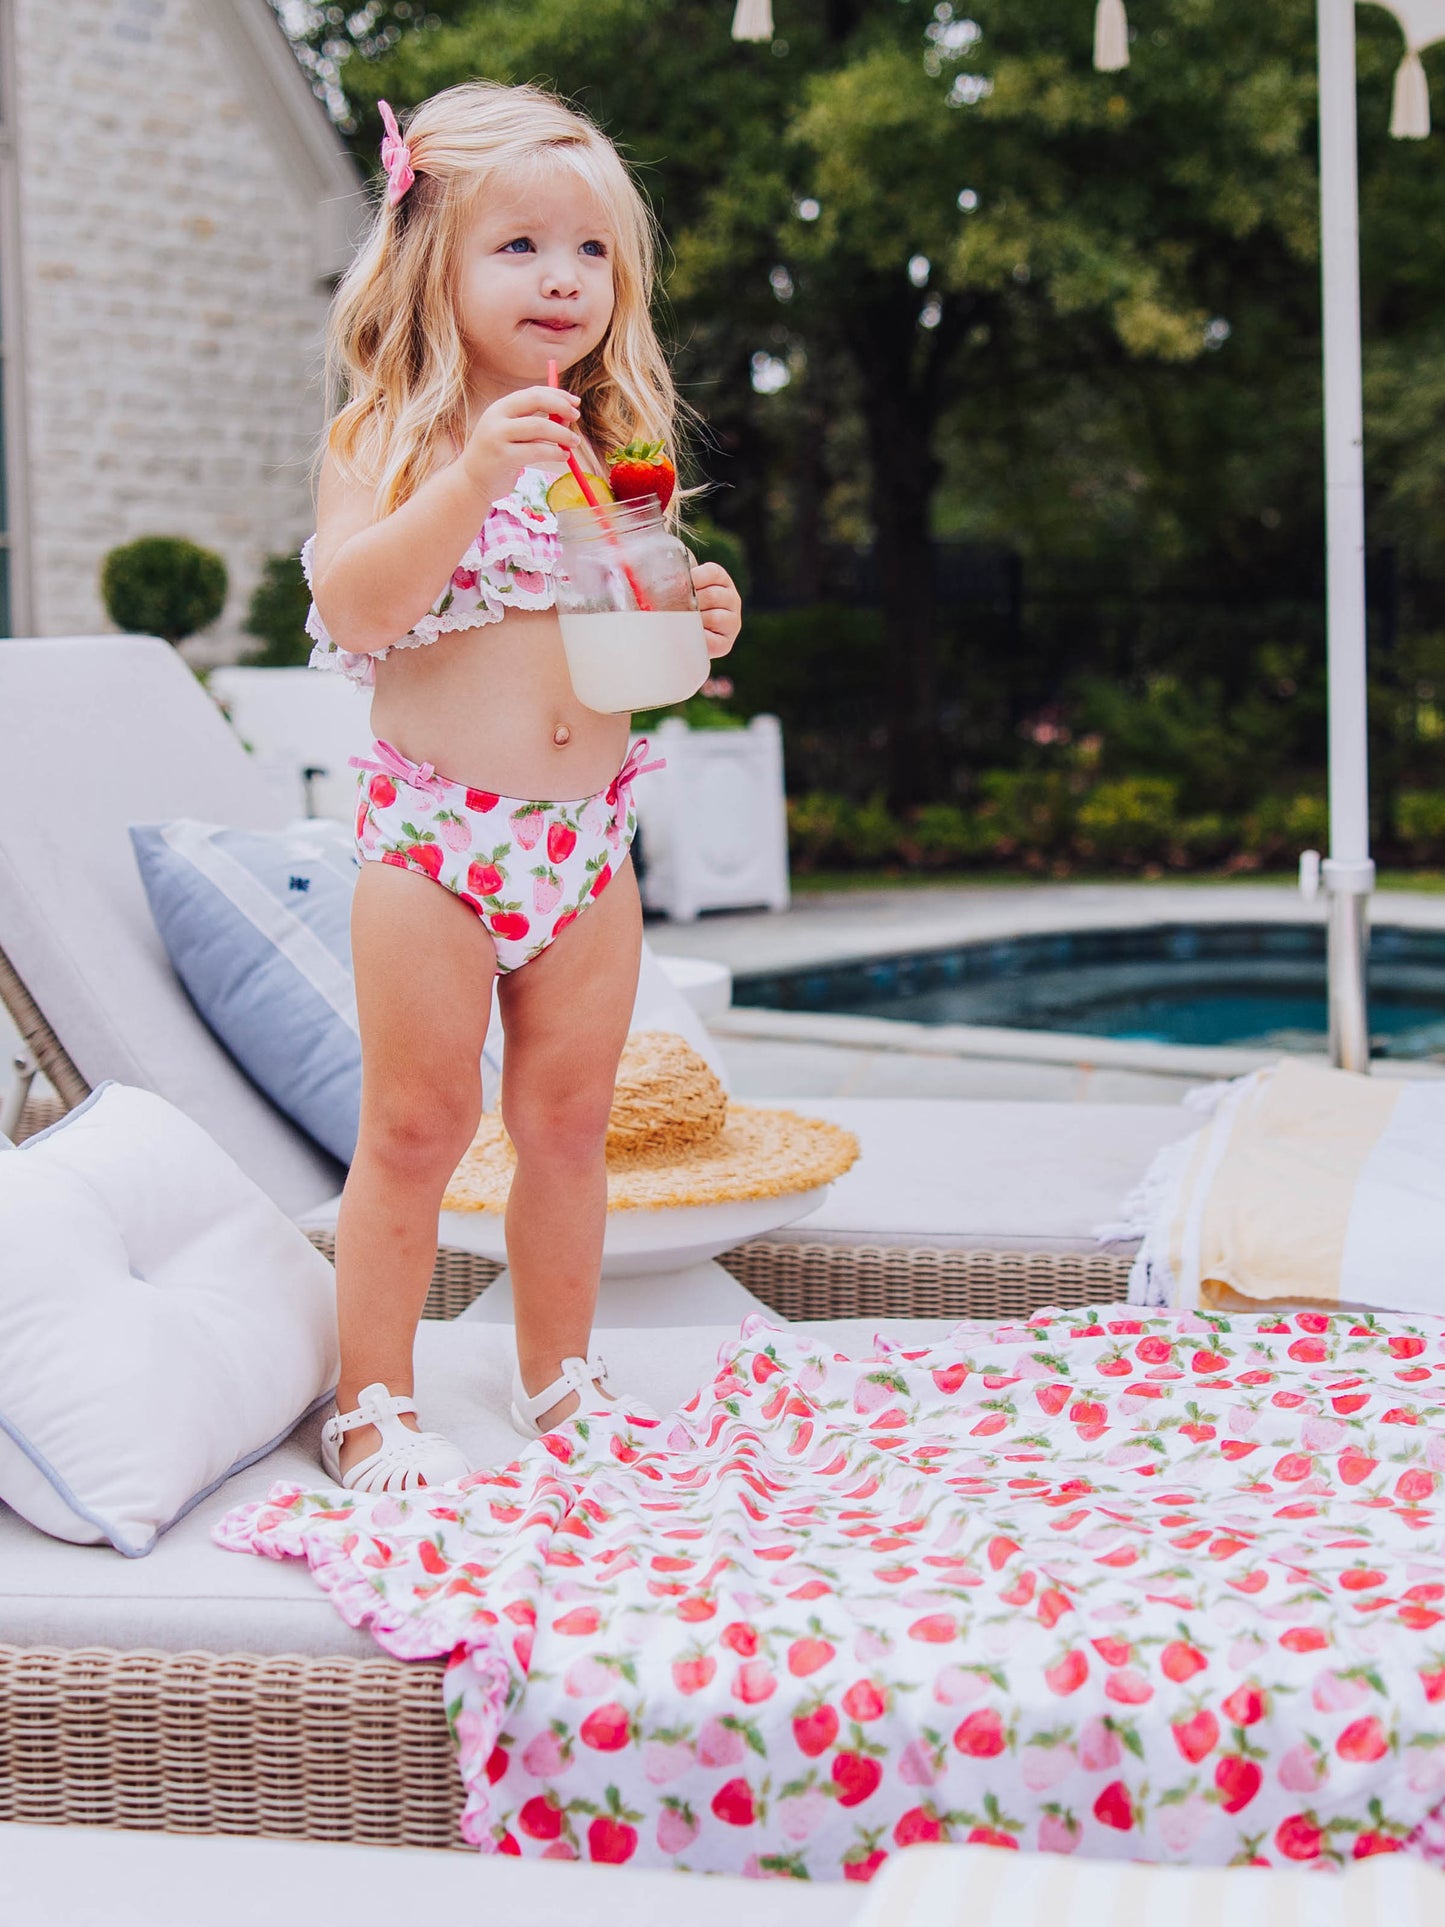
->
[310,385,583,656]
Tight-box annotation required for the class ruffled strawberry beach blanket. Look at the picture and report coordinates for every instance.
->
[216,1310,1445,1879]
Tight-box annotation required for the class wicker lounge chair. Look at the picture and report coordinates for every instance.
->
[0,635,1173,1852]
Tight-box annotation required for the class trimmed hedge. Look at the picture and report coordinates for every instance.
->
[243,550,313,667]
[786,776,1347,875]
[100,536,227,645]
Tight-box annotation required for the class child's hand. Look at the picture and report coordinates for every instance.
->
[463,386,581,498]
[692,562,741,659]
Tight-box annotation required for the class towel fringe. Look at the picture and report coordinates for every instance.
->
[1094,1220,1142,1248]
[1183,1078,1237,1115]
[1122,1128,1197,1307]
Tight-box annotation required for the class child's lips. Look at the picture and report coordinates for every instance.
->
[527,318,579,333]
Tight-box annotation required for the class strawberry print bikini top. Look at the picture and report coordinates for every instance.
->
[301,467,560,690]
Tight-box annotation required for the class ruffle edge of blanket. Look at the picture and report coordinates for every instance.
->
[215,1487,517,1849]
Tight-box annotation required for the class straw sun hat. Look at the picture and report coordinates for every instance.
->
[443,1031,860,1213]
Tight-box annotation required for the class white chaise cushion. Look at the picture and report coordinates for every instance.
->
[0,1084,339,1556]
[754,1098,1196,1252]
[0,635,343,1217]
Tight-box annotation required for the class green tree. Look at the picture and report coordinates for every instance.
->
[284,0,1445,815]
[269,1,475,123]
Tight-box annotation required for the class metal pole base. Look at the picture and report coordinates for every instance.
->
[1322,857,1374,1073]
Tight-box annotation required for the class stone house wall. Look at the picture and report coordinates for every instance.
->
[10,0,358,658]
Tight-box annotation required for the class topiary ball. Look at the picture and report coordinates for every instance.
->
[100,536,228,645]
[241,550,312,667]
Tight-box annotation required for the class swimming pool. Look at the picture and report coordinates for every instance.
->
[733,921,1445,1059]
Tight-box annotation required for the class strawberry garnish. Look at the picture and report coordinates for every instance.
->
[608,439,676,511]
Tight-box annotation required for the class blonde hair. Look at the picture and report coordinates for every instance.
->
[325,82,681,517]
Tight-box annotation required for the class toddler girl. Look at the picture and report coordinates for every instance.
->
[305,82,741,1491]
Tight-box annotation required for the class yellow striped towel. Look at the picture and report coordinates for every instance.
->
[852,1841,1445,1927]
[1120,1059,1445,1312]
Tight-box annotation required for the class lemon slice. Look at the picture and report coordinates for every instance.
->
[546,471,615,512]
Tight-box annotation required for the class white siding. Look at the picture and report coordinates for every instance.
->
[13,0,345,657]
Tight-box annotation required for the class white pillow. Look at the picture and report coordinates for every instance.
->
[0,1084,339,1555]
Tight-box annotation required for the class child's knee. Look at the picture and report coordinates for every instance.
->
[362,1080,480,1180]
[503,1080,612,1164]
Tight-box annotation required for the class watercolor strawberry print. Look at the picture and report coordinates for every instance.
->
[217,1308,1445,1879]
[302,469,563,689]
[355,766,636,973]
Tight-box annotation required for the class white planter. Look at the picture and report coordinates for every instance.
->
[632,714,791,922]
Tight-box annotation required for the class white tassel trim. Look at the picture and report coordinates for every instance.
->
[1182,1076,1235,1115]
[1093,0,1129,73]
[732,0,774,42]
[1113,1068,1269,1309]
[1391,47,1431,139]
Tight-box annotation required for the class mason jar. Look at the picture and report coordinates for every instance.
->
[553,498,711,714]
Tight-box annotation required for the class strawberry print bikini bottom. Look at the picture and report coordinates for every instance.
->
[350,737,663,973]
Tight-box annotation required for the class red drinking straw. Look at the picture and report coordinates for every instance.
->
[547,358,652,612]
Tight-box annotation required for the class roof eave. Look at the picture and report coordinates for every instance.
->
[206,0,368,282]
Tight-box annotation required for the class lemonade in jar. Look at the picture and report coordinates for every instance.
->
[548,450,709,714]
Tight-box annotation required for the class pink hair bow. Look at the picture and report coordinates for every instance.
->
[378,100,415,207]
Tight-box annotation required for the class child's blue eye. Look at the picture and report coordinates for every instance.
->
[581,240,608,258]
[501,237,535,254]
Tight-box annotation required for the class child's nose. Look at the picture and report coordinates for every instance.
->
[540,254,581,297]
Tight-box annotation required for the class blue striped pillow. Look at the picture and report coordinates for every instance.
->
[130,820,364,1163]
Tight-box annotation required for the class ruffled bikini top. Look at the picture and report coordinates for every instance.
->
[301,466,560,689]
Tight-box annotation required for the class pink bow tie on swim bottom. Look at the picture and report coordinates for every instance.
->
[349,739,446,801]
[606,738,666,818]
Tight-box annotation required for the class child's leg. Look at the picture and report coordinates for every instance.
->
[333,862,497,1476]
[496,857,643,1430]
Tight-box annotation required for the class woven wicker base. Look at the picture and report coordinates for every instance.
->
[0,943,89,1110]
[0,1645,462,1847]
[723,1240,1129,1320]
[11,1092,66,1142]
[306,1227,1132,1325]
[390,1235,1130,1325]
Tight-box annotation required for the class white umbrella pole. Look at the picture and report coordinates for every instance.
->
[1312,0,1376,1071]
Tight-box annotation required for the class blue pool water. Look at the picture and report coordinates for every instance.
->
[734,922,1445,1059]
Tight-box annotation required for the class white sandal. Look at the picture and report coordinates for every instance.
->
[510,1352,620,1438]
[320,1382,471,1492]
